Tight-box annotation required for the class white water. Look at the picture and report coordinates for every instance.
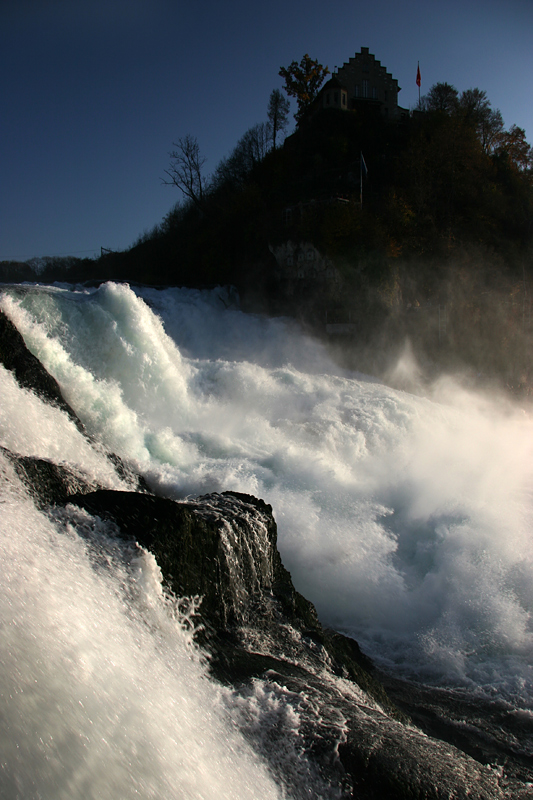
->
[1,281,533,791]
[0,462,291,799]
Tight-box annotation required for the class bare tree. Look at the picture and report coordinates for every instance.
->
[267,89,290,149]
[213,123,271,190]
[163,135,209,211]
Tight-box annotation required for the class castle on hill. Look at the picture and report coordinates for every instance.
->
[318,47,408,120]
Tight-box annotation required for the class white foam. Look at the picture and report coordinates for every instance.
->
[0,460,284,800]
[2,282,533,705]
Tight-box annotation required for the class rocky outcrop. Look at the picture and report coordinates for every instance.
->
[1,446,98,507]
[62,489,389,703]
[61,488,523,800]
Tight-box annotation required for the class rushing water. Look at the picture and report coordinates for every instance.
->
[1,281,533,795]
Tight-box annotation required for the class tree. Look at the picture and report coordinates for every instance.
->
[213,123,271,190]
[267,89,290,149]
[458,88,504,153]
[422,82,459,114]
[163,135,209,211]
[279,54,329,123]
[495,125,533,172]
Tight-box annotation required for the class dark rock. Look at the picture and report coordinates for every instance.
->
[1,446,97,506]
[0,309,83,429]
[63,489,382,690]
[63,487,517,799]
[377,672,533,795]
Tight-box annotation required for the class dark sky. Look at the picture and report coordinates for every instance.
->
[1,0,532,262]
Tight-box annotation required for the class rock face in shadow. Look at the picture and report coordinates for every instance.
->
[0,308,83,428]
[1,305,529,799]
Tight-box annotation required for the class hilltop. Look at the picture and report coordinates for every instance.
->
[2,80,533,392]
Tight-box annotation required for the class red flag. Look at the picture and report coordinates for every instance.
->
[416,63,421,88]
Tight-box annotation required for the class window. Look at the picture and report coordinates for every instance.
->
[282,208,292,225]
[372,87,377,100]
[362,79,369,98]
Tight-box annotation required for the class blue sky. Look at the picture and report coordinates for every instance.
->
[1,0,532,262]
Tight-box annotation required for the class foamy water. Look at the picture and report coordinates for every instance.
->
[0,459,292,799]
[2,281,533,713]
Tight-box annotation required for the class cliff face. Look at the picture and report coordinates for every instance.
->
[1,307,529,799]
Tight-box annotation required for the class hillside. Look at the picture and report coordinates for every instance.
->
[2,99,533,392]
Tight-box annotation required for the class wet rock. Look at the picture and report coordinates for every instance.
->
[0,309,82,428]
[1,446,97,506]
[63,487,516,799]
[64,489,385,701]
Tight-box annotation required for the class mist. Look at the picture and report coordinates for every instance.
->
[2,281,532,708]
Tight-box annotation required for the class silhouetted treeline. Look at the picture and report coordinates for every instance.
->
[117,96,532,287]
[0,255,99,284]
[3,87,533,390]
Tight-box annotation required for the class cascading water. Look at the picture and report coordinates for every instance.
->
[1,280,533,794]
[0,456,291,800]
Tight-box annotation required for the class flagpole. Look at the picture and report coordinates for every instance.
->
[360,152,363,209]
[360,152,368,209]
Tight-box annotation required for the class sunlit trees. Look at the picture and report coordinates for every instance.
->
[163,135,210,211]
[279,54,329,123]
[267,89,290,149]
[495,125,533,173]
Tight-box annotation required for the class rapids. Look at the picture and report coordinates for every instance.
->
[1,280,533,784]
